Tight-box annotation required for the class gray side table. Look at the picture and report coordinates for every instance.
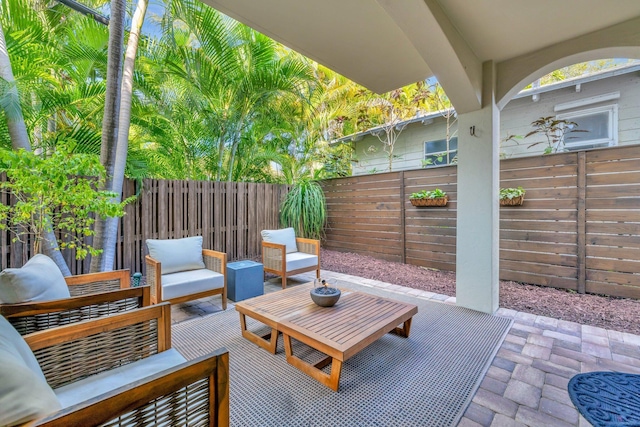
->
[227,260,264,301]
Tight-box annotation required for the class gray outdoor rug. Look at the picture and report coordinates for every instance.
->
[172,281,512,427]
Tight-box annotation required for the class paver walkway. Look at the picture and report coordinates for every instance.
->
[171,270,640,427]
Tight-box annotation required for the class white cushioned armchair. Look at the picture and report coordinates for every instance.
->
[261,228,320,289]
[145,236,227,309]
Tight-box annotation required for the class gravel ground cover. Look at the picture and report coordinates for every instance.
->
[321,248,640,335]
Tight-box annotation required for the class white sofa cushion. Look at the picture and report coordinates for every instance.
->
[55,349,187,409]
[0,254,70,304]
[261,228,298,254]
[146,236,205,275]
[0,316,61,426]
[161,269,224,301]
[285,252,318,272]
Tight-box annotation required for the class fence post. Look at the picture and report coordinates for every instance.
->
[400,171,406,264]
[577,152,586,294]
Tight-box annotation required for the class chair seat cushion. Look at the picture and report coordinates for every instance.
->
[161,269,224,301]
[55,348,187,409]
[0,316,61,426]
[286,252,319,272]
[0,254,70,304]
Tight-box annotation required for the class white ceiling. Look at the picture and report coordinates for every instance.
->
[438,0,640,62]
[201,0,640,112]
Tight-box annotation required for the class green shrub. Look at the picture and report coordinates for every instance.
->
[280,180,326,240]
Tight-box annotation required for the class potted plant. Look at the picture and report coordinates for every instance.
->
[500,187,526,206]
[310,279,341,307]
[409,188,448,207]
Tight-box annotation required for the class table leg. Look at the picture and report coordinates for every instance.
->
[282,333,343,391]
[391,317,413,338]
[239,312,279,354]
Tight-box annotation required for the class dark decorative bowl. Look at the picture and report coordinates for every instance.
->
[310,287,341,307]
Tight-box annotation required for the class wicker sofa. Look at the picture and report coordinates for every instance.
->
[261,228,320,289]
[145,236,227,308]
[0,303,229,427]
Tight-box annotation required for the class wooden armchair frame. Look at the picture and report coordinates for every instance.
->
[262,237,320,288]
[145,249,227,308]
[0,269,150,335]
[22,304,229,427]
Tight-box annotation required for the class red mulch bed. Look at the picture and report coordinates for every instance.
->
[321,248,640,335]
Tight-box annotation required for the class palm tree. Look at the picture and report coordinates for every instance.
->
[157,0,314,181]
[0,0,71,274]
[91,0,148,272]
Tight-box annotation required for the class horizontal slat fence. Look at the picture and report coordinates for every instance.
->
[499,153,580,291]
[322,144,640,299]
[404,167,458,272]
[1,178,288,276]
[585,146,640,298]
[322,172,404,262]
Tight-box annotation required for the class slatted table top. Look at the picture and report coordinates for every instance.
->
[236,284,418,361]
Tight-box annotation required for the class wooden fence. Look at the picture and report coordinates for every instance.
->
[321,144,640,299]
[2,145,639,298]
[1,178,288,276]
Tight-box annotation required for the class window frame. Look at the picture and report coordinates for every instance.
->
[556,104,618,151]
[423,137,458,167]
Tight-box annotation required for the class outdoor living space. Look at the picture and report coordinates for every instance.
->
[169,266,640,427]
[5,1,640,426]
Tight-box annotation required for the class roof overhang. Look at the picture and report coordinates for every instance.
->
[201,0,640,113]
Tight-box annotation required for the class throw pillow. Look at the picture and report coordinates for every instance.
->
[0,254,70,304]
[261,228,298,253]
[146,236,206,275]
[0,316,61,426]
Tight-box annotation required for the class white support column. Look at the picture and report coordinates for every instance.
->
[455,61,500,314]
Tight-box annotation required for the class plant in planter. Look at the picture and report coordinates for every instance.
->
[310,279,341,307]
[500,186,526,206]
[409,188,448,207]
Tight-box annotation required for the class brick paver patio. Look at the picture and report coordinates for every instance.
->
[171,270,640,427]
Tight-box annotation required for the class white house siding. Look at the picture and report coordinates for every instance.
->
[501,70,640,158]
[352,120,454,175]
[350,70,640,175]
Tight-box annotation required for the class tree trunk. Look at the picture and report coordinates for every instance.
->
[226,121,245,181]
[90,0,127,272]
[0,23,29,150]
[94,0,148,272]
[0,20,71,275]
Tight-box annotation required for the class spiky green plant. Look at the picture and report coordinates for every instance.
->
[279,180,326,240]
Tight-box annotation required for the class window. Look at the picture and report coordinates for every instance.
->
[557,105,617,151]
[423,137,457,167]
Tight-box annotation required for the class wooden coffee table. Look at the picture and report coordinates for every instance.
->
[235,284,417,391]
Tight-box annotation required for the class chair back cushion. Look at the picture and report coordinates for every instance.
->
[0,254,70,304]
[146,236,206,275]
[261,228,298,254]
[0,316,61,425]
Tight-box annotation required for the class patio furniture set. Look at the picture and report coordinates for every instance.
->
[0,227,320,425]
[0,248,229,426]
[0,226,626,425]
